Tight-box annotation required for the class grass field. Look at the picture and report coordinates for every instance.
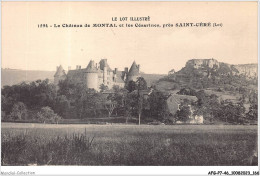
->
[1,123,258,166]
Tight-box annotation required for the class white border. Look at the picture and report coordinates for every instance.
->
[0,0,259,175]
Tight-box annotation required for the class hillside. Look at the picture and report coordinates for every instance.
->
[140,73,166,87]
[1,68,55,87]
[156,58,258,92]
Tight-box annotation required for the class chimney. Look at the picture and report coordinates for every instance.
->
[115,68,118,73]
[137,64,140,70]
[79,65,81,69]
[56,66,58,71]
[68,66,71,71]
[124,67,128,73]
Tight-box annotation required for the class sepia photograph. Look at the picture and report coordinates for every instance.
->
[1,1,259,175]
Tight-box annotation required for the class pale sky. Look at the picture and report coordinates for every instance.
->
[2,2,258,74]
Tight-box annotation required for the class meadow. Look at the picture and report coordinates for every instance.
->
[1,123,258,166]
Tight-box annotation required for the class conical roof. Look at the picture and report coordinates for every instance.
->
[128,61,140,76]
[54,65,66,77]
[85,60,98,73]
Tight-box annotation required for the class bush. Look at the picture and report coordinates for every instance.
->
[36,106,62,124]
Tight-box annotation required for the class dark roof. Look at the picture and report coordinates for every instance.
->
[128,61,140,76]
[67,69,85,78]
[86,60,98,73]
[99,59,113,72]
[167,94,198,104]
[54,65,66,77]
[114,71,125,83]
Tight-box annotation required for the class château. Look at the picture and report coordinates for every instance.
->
[54,59,141,91]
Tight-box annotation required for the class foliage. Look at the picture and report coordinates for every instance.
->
[247,91,258,121]
[148,91,168,120]
[219,100,246,123]
[54,95,70,118]
[125,80,136,92]
[136,77,148,91]
[2,79,56,113]
[176,104,191,122]
[99,84,109,93]
[1,75,256,124]
[36,106,62,124]
[177,88,196,96]
[10,102,28,120]
[193,91,219,121]
[104,101,117,118]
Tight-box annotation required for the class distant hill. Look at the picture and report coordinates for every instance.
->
[1,68,55,87]
[1,68,165,87]
[156,58,258,91]
[140,73,166,87]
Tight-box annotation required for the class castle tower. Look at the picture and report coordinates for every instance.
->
[99,59,112,86]
[85,60,99,90]
[127,61,140,82]
[54,65,66,85]
[103,63,107,85]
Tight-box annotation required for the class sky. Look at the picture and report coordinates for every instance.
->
[2,2,258,74]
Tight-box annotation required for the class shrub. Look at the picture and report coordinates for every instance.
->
[36,106,62,124]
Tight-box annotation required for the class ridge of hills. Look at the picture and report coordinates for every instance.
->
[1,68,165,87]
[1,59,257,90]
[156,58,258,92]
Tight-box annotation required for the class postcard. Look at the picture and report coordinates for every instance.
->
[1,1,258,175]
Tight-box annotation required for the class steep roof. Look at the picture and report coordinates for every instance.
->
[85,60,98,73]
[167,94,198,104]
[54,65,66,77]
[99,59,113,72]
[128,61,140,76]
[166,94,197,115]
[67,69,85,79]
[114,71,125,83]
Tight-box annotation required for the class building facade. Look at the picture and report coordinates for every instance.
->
[54,59,140,90]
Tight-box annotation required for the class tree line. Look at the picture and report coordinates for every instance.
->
[1,78,257,124]
[1,78,170,124]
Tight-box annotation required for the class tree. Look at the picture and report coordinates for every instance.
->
[99,84,109,93]
[1,79,57,111]
[177,88,196,96]
[219,100,246,123]
[125,92,139,119]
[125,80,136,92]
[1,95,15,115]
[195,91,221,122]
[107,87,128,117]
[104,100,117,118]
[137,95,144,125]
[10,102,27,120]
[85,92,107,118]
[53,115,62,124]
[135,77,148,125]
[54,95,70,118]
[136,77,147,91]
[148,90,168,121]
[36,106,62,124]
[247,95,258,121]
[176,104,191,122]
